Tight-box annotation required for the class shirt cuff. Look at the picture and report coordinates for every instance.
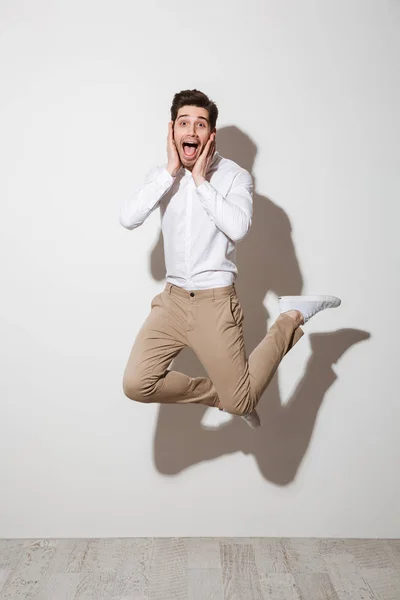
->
[158,166,176,186]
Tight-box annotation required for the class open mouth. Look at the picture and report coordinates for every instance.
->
[182,141,199,159]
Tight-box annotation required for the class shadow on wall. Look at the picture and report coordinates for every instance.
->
[148,125,370,485]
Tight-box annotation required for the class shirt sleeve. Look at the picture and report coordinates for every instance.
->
[194,169,253,242]
[119,165,175,230]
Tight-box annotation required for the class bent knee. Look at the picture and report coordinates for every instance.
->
[222,394,256,416]
[226,404,248,417]
[122,375,156,403]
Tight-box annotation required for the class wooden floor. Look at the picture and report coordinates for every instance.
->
[0,538,399,599]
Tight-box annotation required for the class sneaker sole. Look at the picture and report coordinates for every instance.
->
[278,295,341,308]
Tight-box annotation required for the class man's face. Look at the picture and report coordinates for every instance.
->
[173,105,215,170]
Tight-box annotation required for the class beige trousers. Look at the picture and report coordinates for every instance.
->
[122,282,304,416]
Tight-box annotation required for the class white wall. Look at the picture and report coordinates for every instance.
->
[1,0,399,538]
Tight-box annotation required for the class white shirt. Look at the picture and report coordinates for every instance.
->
[120,150,253,290]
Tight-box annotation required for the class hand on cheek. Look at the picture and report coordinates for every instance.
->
[192,133,216,186]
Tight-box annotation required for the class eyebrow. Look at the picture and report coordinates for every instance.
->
[177,114,209,123]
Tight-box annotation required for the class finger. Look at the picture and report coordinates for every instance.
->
[203,138,213,156]
[200,136,214,160]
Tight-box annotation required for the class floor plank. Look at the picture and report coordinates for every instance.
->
[188,568,223,600]
[385,540,400,569]
[80,538,127,574]
[112,538,153,599]
[0,539,57,600]
[73,570,117,600]
[0,571,10,593]
[148,538,187,600]
[0,540,27,571]
[47,539,89,575]
[317,539,348,557]
[294,572,340,600]
[258,572,302,599]
[34,573,80,600]
[253,538,291,573]
[185,538,221,569]
[343,540,393,570]
[282,538,328,573]
[220,543,263,600]
[324,554,376,600]
[360,567,400,600]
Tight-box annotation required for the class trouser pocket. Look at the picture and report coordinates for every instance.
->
[151,292,162,309]
[229,293,244,326]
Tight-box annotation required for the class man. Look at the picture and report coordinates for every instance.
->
[120,89,341,429]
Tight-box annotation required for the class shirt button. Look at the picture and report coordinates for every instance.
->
[190,292,195,297]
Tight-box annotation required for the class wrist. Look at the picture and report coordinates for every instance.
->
[166,164,180,177]
[193,174,206,187]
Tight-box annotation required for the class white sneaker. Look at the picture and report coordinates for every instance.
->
[219,407,261,429]
[278,295,341,324]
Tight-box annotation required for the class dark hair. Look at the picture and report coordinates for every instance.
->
[170,89,218,130]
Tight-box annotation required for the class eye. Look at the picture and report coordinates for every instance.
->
[179,121,186,126]
[197,123,205,127]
